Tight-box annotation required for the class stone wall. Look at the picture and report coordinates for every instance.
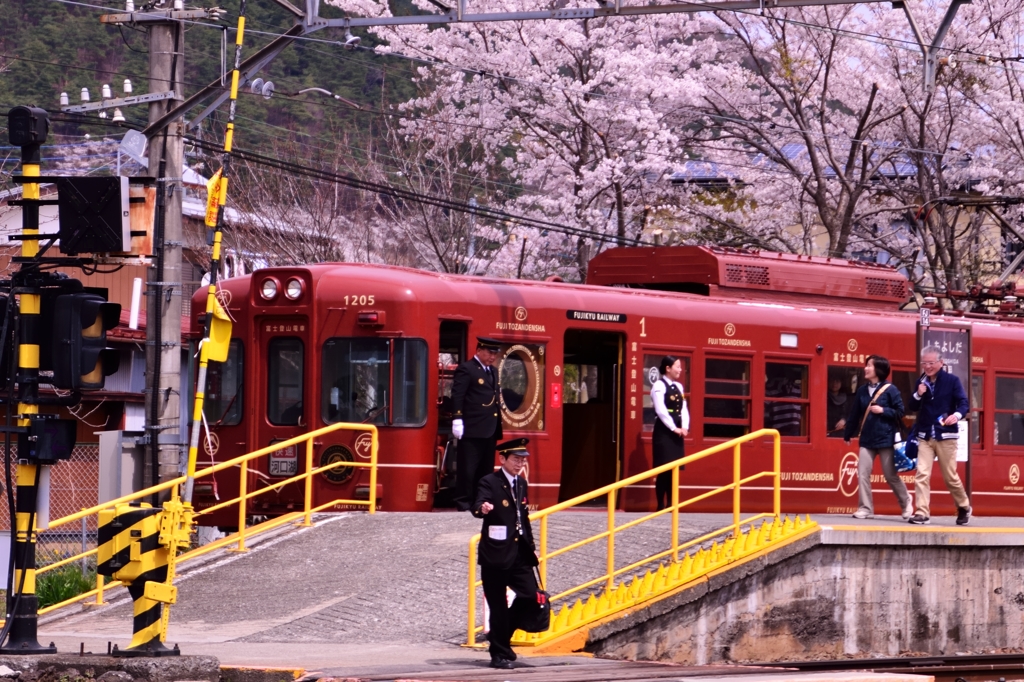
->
[587,539,1024,664]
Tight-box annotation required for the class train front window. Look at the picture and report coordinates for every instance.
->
[205,339,243,426]
[322,339,389,425]
[393,339,429,426]
[268,337,304,426]
[704,357,750,438]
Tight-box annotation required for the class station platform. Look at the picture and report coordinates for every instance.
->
[35,512,1024,681]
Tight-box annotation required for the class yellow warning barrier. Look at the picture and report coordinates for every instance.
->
[466,429,819,648]
[17,421,377,623]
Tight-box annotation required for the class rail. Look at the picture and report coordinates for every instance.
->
[24,421,377,619]
[466,429,818,647]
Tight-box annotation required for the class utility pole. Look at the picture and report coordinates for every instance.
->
[147,15,185,488]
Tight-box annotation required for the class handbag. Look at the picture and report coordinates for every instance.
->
[510,568,551,633]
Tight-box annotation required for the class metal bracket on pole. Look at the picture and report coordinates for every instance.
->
[897,0,970,93]
[62,91,177,114]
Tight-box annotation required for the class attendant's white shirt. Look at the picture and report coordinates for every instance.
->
[651,379,690,432]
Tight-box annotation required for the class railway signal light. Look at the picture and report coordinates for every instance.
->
[56,176,132,255]
[7,106,49,147]
[52,293,121,390]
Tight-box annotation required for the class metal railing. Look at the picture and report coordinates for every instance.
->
[27,421,377,618]
[466,429,814,647]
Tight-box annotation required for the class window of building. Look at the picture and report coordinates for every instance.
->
[764,362,809,439]
[826,365,862,438]
[704,357,750,438]
[268,337,304,426]
[642,355,691,432]
[995,375,1024,447]
[204,339,243,426]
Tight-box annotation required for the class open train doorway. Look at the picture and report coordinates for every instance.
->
[433,320,468,508]
[559,330,623,502]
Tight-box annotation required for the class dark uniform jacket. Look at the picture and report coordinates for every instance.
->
[909,369,969,441]
[451,358,503,439]
[472,470,538,570]
[843,383,905,449]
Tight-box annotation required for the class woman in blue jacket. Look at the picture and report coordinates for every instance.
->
[844,355,912,519]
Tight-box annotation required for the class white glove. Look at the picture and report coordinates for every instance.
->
[452,419,464,439]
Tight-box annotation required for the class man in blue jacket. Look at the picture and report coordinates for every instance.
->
[907,346,971,525]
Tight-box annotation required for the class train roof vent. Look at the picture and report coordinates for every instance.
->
[587,246,910,303]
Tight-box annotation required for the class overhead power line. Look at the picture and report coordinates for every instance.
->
[184,135,654,247]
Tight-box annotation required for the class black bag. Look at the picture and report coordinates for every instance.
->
[510,569,551,633]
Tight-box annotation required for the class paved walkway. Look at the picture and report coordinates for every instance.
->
[37,510,1024,678]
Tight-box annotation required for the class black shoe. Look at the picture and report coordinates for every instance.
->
[490,658,514,669]
[908,514,930,525]
[956,506,972,526]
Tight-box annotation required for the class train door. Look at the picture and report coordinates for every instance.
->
[254,316,310,512]
[559,330,624,502]
[434,320,468,507]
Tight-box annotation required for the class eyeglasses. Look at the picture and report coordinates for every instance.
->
[921,360,942,366]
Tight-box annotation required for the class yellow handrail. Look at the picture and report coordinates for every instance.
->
[26,421,378,615]
[467,429,787,646]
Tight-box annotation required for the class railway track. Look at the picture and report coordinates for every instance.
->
[762,653,1024,682]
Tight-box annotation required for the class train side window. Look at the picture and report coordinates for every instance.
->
[641,355,691,432]
[393,339,429,426]
[764,362,808,439]
[971,375,984,447]
[268,337,304,426]
[704,357,750,439]
[322,338,390,425]
[826,366,862,438]
[499,343,546,431]
[204,339,243,426]
[995,375,1024,447]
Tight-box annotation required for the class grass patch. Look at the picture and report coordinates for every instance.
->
[36,564,96,609]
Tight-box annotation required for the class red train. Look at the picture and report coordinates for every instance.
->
[189,246,1024,525]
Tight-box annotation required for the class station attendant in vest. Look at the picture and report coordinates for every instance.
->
[651,355,690,511]
[473,438,538,669]
[451,337,503,511]
[907,345,971,525]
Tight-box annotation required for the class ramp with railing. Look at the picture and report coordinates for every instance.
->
[466,429,818,650]
[21,422,377,621]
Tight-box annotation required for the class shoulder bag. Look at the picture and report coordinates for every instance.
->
[510,567,551,633]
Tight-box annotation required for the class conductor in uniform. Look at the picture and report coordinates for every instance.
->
[451,337,503,511]
[473,438,538,669]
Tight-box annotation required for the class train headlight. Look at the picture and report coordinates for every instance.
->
[285,278,304,301]
[260,278,279,301]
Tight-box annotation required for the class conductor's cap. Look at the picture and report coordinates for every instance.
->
[476,337,502,352]
[497,438,530,457]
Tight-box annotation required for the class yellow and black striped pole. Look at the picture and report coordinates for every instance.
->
[183,0,244,504]
[97,503,179,656]
[2,105,56,654]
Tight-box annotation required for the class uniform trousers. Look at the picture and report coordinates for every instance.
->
[456,436,497,511]
[856,446,910,514]
[914,438,969,517]
[481,551,538,662]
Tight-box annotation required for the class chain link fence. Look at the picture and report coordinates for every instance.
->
[0,444,100,573]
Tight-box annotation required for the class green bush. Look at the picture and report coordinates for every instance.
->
[36,564,95,609]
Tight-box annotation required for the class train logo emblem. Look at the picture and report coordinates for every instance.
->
[648,367,661,386]
[553,365,561,377]
[839,452,859,497]
[515,307,528,322]
[203,432,220,457]
[847,338,858,352]
[724,323,736,337]
[1011,464,1020,485]
[215,288,232,308]
[354,433,374,460]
